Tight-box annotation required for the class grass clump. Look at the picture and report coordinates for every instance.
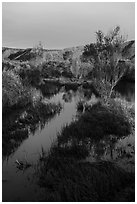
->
[21,102,62,130]
[36,97,134,202]
[58,101,131,147]
[46,143,89,160]
[110,97,135,130]
[37,156,134,202]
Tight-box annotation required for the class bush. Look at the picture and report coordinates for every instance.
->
[2,69,43,110]
[57,101,131,149]
[19,64,41,86]
[2,70,30,108]
[109,97,135,130]
[39,61,73,79]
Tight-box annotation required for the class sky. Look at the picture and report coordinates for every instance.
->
[2,2,135,49]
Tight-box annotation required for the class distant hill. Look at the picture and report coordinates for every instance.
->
[122,40,135,62]
[2,40,135,81]
[121,40,135,81]
[2,45,84,62]
[2,40,134,62]
[2,47,62,61]
[2,47,24,59]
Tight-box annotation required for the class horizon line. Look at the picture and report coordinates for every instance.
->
[2,38,135,51]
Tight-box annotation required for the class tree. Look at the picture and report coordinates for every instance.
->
[45,52,53,62]
[33,41,44,57]
[83,26,132,98]
[70,57,84,79]
[79,62,93,79]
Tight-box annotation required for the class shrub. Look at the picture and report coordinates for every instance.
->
[2,70,29,108]
[109,97,135,130]
[19,64,41,86]
[2,69,43,110]
[57,101,131,149]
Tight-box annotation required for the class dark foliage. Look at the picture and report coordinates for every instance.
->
[58,102,131,147]
[38,83,61,98]
[37,157,134,202]
[40,61,73,79]
[48,144,89,160]
[19,65,41,86]
[63,50,73,61]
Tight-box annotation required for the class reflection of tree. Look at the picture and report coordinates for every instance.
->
[62,87,95,104]
[62,91,73,103]
[39,83,60,98]
[115,81,135,102]
[77,87,93,101]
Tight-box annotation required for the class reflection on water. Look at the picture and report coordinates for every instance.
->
[2,82,135,201]
[115,81,135,102]
[39,83,61,98]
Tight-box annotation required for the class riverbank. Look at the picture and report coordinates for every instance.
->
[35,96,135,202]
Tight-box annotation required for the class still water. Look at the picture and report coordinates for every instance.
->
[115,81,135,102]
[2,82,135,201]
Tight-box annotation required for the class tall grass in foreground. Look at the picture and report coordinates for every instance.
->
[36,157,134,202]
[35,97,134,202]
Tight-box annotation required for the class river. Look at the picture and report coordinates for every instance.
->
[2,81,135,201]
